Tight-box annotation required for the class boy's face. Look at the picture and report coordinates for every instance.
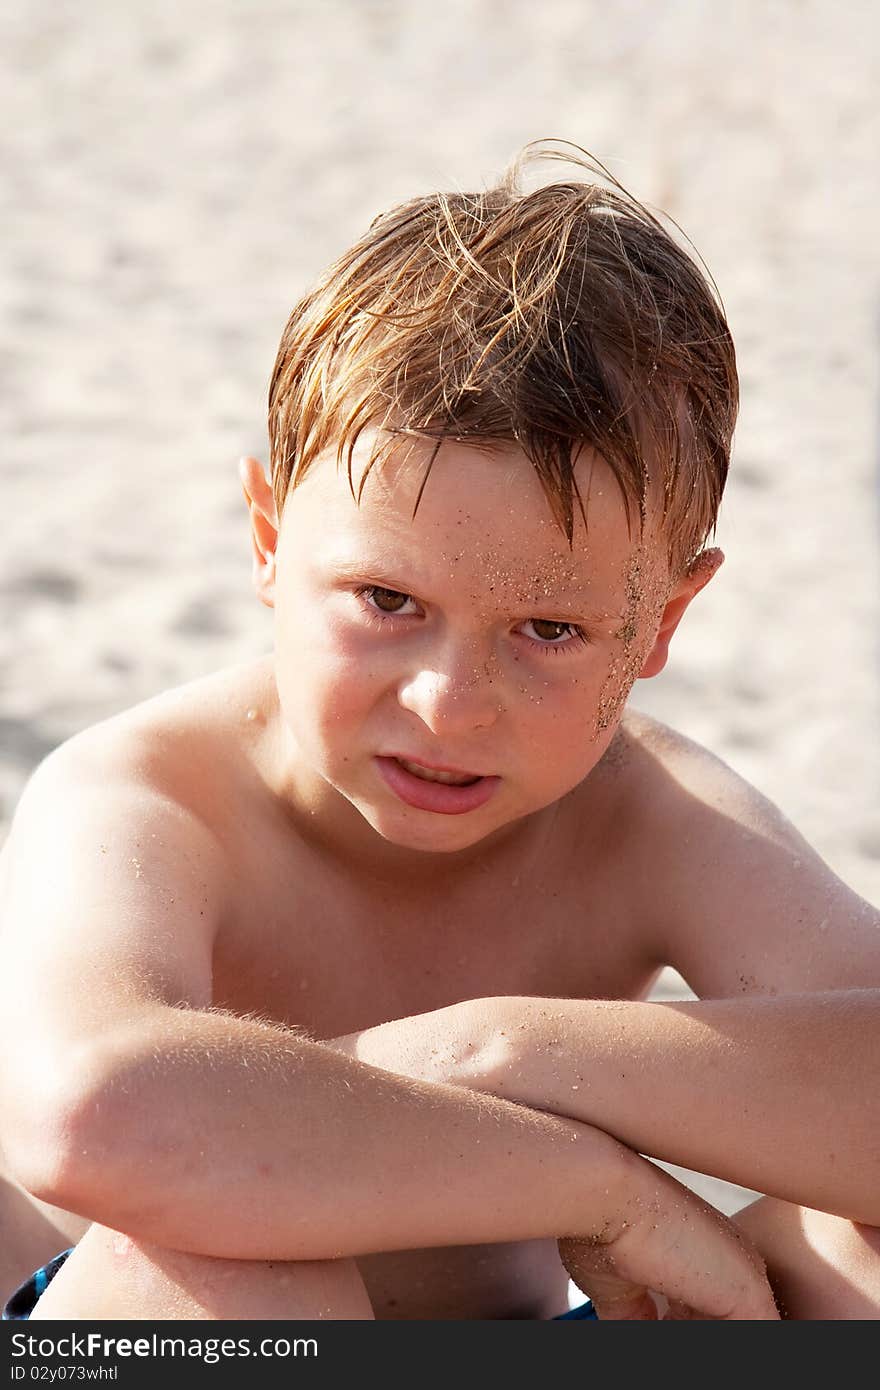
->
[247,436,718,858]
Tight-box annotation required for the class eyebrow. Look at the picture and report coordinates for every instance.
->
[318,555,623,623]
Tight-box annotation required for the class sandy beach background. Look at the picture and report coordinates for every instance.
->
[2,1,878,1232]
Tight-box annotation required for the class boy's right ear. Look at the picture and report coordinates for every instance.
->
[239,456,280,610]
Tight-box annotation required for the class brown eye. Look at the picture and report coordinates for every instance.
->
[369,586,410,613]
[530,619,570,642]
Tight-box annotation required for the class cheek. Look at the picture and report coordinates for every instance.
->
[508,690,617,810]
[513,661,616,769]
[275,611,384,732]
[528,647,631,767]
[593,632,655,737]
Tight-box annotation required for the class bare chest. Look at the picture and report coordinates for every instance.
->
[211,822,654,1040]
[209,824,653,1318]
[207,807,656,1318]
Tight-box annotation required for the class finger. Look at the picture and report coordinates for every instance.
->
[560,1164,781,1320]
[663,1298,706,1320]
[592,1286,659,1321]
[609,1189,780,1320]
[558,1237,658,1320]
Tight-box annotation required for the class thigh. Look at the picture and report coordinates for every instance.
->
[734,1196,880,1320]
[30,1223,375,1321]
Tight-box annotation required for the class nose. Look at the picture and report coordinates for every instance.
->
[397,644,503,736]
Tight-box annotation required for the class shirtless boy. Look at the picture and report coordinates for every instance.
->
[1,144,879,1321]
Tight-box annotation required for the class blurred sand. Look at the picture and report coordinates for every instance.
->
[2,1,879,1225]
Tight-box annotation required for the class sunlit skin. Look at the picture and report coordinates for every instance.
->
[243,435,721,874]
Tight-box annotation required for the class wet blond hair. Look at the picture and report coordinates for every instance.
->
[268,140,737,574]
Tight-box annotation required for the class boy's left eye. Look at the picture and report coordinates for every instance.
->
[524,618,581,645]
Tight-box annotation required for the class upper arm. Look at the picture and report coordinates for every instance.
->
[0,733,226,1165]
[633,722,880,998]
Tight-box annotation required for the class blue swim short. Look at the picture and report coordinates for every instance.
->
[3,1248,596,1320]
[3,1250,74,1320]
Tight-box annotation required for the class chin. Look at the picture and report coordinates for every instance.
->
[357,802,500,855]
[374,818,491,854]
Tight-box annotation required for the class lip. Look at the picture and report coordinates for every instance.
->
[375,755,500,816]
[388,753,487,779]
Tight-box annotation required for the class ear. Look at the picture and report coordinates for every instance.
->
[239,456,280,610]
[637,548,724,680]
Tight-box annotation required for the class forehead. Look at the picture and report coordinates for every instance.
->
[282,435,667,607]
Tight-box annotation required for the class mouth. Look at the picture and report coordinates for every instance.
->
[392,756,483,786]
[375,755,500,816]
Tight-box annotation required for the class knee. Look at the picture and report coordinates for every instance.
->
[31,1224,374,1321]
[735,1198,880,1319]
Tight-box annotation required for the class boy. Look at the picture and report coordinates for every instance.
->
[1,143,878,1321]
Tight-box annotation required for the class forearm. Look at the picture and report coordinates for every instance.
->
[45,1002,639,1262]
[338,991,880,1224]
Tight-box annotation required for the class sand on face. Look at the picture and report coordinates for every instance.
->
[2,3,878,1228]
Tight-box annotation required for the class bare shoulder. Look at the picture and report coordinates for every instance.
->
[0,658,277,1032]
[611,708,880,997]
[5,656,286,934]
[617,705,845,865]
[587,708,765,915]
[615,707,789,832]
[23,655,276,827]
[589,706,769,843]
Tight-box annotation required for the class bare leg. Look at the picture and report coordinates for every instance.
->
[734,1196,880,1319]
[0,1171,90,1300]
[29,1223,375,1321]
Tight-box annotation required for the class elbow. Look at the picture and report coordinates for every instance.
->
[5,1099,84,1211]
[4,1050,119,1213]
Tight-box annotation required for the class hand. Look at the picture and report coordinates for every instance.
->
[559,1157,780,1320]
[327,1004,778,1318]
